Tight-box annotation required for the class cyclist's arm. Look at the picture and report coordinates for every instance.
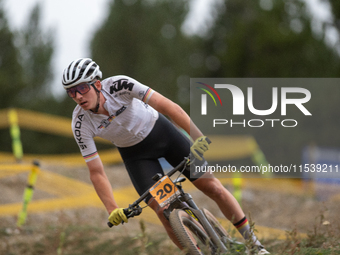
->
[87,157,118,214]
[148,91,203,141]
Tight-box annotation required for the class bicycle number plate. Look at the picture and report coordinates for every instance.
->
[149,176,179,207]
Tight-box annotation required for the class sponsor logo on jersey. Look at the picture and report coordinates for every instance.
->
[74,114,87,150]
[139,91,145,98]
[98,106,127,129]
[110,79,134,94]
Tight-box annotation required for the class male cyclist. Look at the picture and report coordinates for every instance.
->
[62,58,269,254]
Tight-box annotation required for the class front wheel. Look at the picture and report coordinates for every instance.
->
[169,209,217,255]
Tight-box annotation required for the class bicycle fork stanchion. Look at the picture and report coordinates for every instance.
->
[185,206,228,253]
[8,108,23,162]
[17,161,40,227]
[175,190,228,253]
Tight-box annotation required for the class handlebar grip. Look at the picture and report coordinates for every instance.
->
[107,208,132,228]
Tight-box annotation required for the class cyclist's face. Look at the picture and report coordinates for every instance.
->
[72,82,99,110]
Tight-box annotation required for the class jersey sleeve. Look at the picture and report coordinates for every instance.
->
[132,79,155,103]
[72,112,99,163]
[141,87,154,104]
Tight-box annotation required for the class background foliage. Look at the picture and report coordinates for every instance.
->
[0,0,339,165]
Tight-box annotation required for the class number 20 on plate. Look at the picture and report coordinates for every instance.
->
[149,176,178,207]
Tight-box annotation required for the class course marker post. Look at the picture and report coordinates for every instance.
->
[8,109,23,162]
[17,161,40,227]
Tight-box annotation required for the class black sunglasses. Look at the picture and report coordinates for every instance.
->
[67,81,95,98]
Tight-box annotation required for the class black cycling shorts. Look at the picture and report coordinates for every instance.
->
[117,114,206,203]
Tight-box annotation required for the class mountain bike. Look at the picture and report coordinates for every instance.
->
[108,157,245,254]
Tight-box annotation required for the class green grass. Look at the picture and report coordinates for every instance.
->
[258,212,340,255]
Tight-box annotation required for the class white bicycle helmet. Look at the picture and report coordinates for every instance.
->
[62,58,102,89]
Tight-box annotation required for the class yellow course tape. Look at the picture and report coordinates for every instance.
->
[0,108,110,143]
[0,164,33,178]
[0,149,122,166]
[0,164,33,171]
[204,135,258,160]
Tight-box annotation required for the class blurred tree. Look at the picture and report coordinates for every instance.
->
[0,2,55,110]
[0,0,25,108]
[201,0,340,78]
[15,3,55,106]
[327,0,340,53]
[328,0,340,21]
[90,0,202,110]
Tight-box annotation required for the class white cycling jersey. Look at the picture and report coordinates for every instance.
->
[71,75,159,162]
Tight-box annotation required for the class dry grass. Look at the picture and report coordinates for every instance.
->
[1,208,340,255]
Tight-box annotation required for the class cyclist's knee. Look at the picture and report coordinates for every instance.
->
[149,199,167,219]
